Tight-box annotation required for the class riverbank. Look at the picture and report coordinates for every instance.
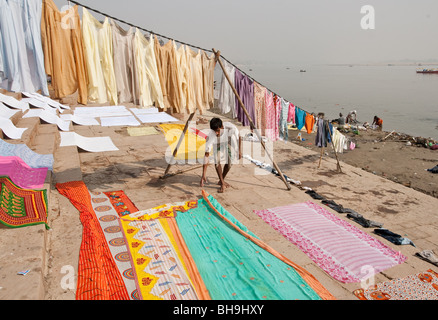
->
[288,125,438,199]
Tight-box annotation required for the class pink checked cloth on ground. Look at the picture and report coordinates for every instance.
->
[254,201,406,283]
[0,156,48,189]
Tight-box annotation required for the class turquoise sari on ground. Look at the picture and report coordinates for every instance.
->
[175,194,324,300]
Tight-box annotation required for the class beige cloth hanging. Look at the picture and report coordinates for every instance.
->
[111,21,137,104]
[254,82,267,136]
[201,51,216,111]
[186,47,205,114]
[81,8,118,105]
[133,31,164,109]
[41,0,88,104]
[174,44,194,114]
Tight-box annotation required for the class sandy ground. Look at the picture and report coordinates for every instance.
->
[1,100,438,301]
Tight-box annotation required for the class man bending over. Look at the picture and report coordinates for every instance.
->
[200,117,240,193]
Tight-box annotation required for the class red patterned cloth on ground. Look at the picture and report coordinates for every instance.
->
[0,176,48,229]
[103,190,139,217]
[56,181,138,300]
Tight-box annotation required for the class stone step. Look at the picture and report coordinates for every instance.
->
[52,145,82,184]
[0,110,59,300]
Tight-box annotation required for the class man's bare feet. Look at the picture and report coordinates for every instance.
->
[217,181,230,188]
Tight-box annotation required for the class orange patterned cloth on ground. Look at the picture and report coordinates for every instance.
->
[56,181,137,300]
[354,269,438,300]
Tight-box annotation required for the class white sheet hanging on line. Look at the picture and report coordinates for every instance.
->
[0,0,49,96]
[100,115,140,127]
[136,112,179,124]
[218,59,236,117]
[332,129,348,154]
[0,117,27,139]
[23,109,71,131]
[59,132,119,152]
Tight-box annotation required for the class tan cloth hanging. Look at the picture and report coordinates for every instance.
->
[154,36,182,112]
[41,0,88,104]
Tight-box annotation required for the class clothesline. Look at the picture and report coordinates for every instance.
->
[68,0,313,117]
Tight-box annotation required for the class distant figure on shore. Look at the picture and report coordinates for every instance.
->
[346,110,357,124]
[372,116,383,131]
[200,117,241,193]
[337,113,346,128]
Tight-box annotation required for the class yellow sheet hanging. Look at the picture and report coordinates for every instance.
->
[159,124,206,161]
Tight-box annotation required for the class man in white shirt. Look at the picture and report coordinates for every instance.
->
[346,110,357,124]
[200,117,241,193]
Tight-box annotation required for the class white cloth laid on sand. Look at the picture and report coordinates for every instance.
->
[59,132,119,152]
[22,92,70,110]
[0,102,20,119]
[0,116,27,139]
[59,114,100,126]
[23,109,71,131]
[135,112,179,124]
[73,105,132,118]
[0,93,29,111]
[129,107,159,115]
[100,115,140,127]
[21,98,58,114]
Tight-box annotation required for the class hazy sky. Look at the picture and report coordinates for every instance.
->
[55,0,438,65]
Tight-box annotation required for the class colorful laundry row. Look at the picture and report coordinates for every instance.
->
[1,0,320,142]
[56,181,335,300]
[1,0,215,113]
[0,0,211,115]
[218,63,315,142]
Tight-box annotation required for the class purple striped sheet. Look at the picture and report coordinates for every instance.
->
[254,201,406,283]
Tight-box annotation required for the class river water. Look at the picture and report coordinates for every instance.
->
[226,64,438,140]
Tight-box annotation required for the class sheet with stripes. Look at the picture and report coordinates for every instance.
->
[254,201,406,283]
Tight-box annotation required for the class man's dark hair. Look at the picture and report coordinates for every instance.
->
[210,117,223,131]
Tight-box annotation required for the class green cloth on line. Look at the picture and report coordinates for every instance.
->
[175,195,322,300]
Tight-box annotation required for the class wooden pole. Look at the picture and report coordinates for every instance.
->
[213,48,291,191]
[318,147,324,168]
[161,112,196,178]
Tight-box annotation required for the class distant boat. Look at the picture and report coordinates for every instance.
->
[416,68,438,74]
[300,69,306,72]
